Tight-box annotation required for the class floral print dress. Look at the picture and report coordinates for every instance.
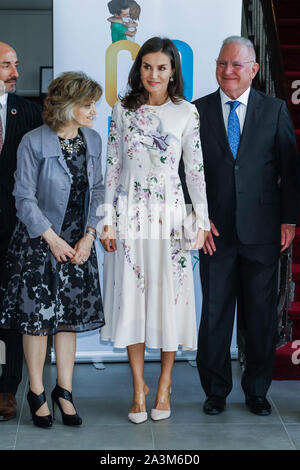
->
[0,131,104,335]
[101,99,209,351]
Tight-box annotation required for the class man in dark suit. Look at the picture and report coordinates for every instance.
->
[0,41,42,420]
[194,36,299,416]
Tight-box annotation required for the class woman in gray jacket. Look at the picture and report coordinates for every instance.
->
[0,72,105,428]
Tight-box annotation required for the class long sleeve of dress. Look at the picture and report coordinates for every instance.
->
[102,101,123,227]
[182,105,210,231]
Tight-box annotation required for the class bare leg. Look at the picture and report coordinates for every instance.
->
[127,343,149,413]
[153,350,175,410]
[23,334,49,416]
[54,332,76,414]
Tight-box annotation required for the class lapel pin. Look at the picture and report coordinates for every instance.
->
[11,108,17,115]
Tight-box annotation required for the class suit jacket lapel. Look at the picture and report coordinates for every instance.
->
[206,88,264,164]
[1,93,19,156]
[236,88,263,162]
[206,89,235,167]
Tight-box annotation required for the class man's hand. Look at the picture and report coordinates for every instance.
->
[281,224,296,252]
[202,220,220,255]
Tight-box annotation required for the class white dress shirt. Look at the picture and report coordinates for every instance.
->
[0,92,8,142]
[220,86,251,135]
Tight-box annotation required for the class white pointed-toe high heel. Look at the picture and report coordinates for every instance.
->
[128,410,148,424]
[128,391,148,424]
[150,408,171,421]
[151,387,172,421]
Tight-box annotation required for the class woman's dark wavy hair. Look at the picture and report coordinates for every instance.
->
[108,0,130,15]
[121,37,185,110]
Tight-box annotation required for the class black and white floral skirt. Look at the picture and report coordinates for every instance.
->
[0,221,104,336]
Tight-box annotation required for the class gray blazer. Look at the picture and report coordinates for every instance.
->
[13,124,104,238]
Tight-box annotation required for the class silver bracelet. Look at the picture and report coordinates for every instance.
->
[86,229,97,239]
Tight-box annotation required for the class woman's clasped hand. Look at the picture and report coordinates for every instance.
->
[43,228,96,264]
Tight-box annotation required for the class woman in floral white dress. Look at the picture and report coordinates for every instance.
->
[101,37,210,424]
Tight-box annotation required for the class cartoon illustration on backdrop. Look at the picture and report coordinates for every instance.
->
[107,0,141,43]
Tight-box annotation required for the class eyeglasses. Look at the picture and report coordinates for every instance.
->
[215,60,255,69]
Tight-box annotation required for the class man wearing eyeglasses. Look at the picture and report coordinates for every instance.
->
[193,36,299,416]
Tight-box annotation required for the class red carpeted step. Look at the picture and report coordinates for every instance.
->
[293,251,300,266]
[288,100,300,127]
[294,230,300,259]
[294,228,300,244]
[277,19,300,44]
[293,229,300,260]
[273,0,300,18]
[293,281,300,301]
[285,71,300,91]
[293,265,300,282]
[293,240,300,264]
[295,129,300,152]
[289,301,300,315]
[293,326,300,341]
[273,341,300,380]
[288,302,300,339]
[281,45,300,71]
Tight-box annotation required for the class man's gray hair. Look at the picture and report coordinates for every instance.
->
[221,36,256,61]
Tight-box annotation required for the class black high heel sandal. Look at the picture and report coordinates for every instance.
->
[51,383,82,426]
[27,389,53,428]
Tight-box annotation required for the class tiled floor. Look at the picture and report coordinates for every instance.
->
[1,360,300,450]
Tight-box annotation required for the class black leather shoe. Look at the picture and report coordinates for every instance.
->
[245,396,271,416]
[0,393,17,421]
[203,396,226,415]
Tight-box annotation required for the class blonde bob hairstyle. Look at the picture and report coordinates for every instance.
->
[43,71,102,132]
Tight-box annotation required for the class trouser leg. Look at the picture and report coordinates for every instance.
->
[197,244,238,398]
[0,329,23,395]
[239,244,279,397]
[0,226,23,395]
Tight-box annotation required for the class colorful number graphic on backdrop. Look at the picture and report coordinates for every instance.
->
[105,40,140,107]
[172,40,193,102]
[105,39,194,107]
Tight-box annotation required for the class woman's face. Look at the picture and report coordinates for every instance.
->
[72,101,97,128]
[140,51,174,98]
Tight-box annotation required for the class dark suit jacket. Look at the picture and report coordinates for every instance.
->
[0,93,42,239]
[182,87,299,245]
